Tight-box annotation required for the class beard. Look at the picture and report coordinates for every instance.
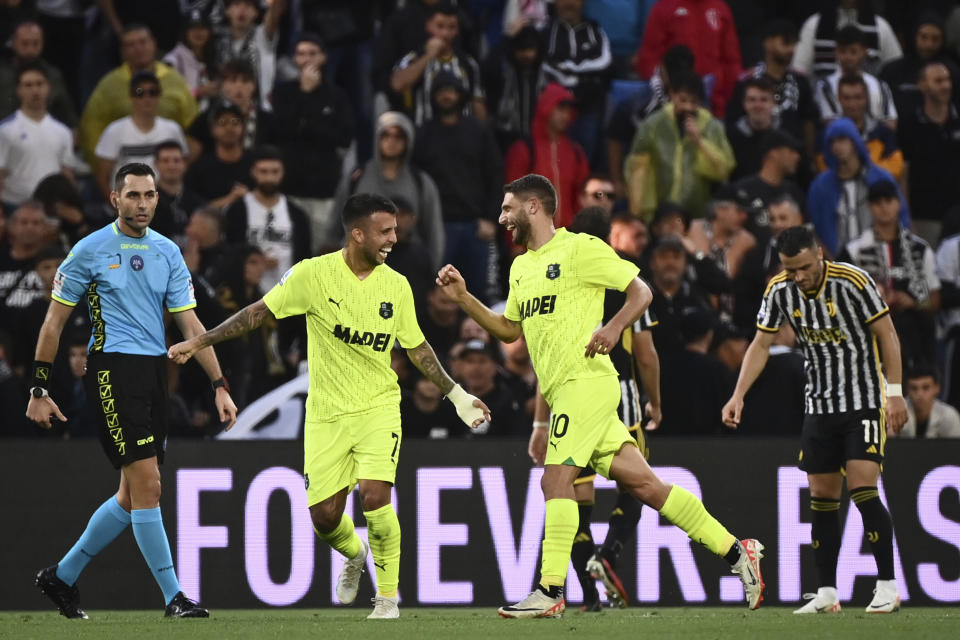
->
[257,182,281,196]
[511,220,531,246]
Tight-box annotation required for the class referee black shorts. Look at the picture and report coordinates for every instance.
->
[84,352,168,469]
[798,408,885,474]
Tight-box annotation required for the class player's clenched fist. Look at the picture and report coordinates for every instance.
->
[436,264,468,302]
[168,338,200,364]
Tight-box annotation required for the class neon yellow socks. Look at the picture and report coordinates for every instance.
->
[364,504,401,597]
[316,513,363,560]
[659,485,736,556]
[539,498,578,588]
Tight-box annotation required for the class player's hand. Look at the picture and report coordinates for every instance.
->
[644,402,661,431]
[436,264,468,303]
[26,395,67,429]
[885,395,908,434]
[215,388,238,431]
[168,338,200,364]
[300,64,321,92]
[721,395,743,429]
[528,425,548,465]
[585,324,620,358]
[425,37,445,58]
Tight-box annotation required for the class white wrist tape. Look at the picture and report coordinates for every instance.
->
[886,383,902,398]
[447,384,486,427]
[532,421,549,429]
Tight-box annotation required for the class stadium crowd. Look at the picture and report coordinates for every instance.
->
[2,0,960,440]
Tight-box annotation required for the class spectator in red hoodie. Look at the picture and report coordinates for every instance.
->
[635,0,742,117]
[504,83,590,229]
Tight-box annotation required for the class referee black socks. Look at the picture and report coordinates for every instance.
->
[850,487,895,580]
[810,497,841,588]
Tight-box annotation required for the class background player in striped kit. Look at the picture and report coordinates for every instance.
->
[723,225,908,614]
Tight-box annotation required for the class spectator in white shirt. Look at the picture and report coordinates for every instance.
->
[94,70,188,200]
[0,62,75,212]
[897,365,960,438]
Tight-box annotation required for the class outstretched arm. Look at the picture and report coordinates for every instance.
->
[405,340,491,428]
[172,308,238,430]
[168,299,275,363]
[436,264,523,342]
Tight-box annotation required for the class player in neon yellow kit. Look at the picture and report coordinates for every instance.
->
[437,174,765,618]
[170,194,489,619]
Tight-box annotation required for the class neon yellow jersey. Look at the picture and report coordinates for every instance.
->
[504,228,639,403]
[263,251,425,422]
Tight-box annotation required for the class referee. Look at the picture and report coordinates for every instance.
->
[27,163,237,618]
[723,225,908,614]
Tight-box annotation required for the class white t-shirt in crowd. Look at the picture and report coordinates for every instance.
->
[94,115,188,176]
[243,191,293,290]
[0,110,76,205]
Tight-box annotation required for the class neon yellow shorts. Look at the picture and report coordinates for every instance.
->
[303,405,402,506]
[545,376,636,478]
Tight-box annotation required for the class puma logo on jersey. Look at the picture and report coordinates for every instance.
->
[519,294,557,320]
[328,297,342,308]
[333,325,392,352]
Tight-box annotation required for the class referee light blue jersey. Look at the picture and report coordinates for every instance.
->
[51,221,196,356]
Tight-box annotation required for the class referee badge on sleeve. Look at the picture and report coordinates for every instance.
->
[379,302,393,319]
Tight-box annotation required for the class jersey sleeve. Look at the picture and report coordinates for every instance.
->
[94,122,120,160]
[858,271,890,324]
[756,286,784,332]
[504,264,521,322]
[395,276,426,348]
[51,243,93,306]
[633,308,658,333]
[576,236,639,291]
[262,261,315,319]
[165,250,197,312]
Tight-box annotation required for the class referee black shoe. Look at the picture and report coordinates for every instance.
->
[164,592,209,618]
[35,565,88,619]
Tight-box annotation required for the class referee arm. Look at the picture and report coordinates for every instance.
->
[722,328,777,428]
[172,309,239,430]
[25,300,73,428]
[869,314,908,434]
[436,264,523,343]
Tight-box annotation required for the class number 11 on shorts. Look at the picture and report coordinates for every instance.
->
[862,419,880,444]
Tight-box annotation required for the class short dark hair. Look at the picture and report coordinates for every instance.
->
[570,206,611,240]
[219,57,256,82]
[426,1,458,20]
[743,76,775,95]
[121,23,153,39]
[907,362,940,384]
[391,195,416,215]
[867,179,899,203]
[154,139,184,158]
[918,59,949,83]
[114,163,156,193]
[35,243,68,263]
[837,73,868,93]
[776,225,817,257]
[341,193,398,230]
[15,60,48,83]
[763,19,798,43]
[669,70,703,101]
[661,45,695,85]
[503,174,557,216]
[836,25,868,48]
[250,144,283,165]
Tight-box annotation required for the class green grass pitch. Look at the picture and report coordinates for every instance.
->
[3,607,959,640]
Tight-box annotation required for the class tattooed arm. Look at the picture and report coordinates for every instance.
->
[168,299,275,364]
[405,340,455,394]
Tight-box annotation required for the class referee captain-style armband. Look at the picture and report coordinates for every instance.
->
[447,384,486,427]
[31,360,53,390]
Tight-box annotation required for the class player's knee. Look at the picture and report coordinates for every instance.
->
[310,504,340,534]
[358,486,390,512]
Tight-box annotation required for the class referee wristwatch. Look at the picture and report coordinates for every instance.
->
[212,376,231,393]
[30,386,49,399]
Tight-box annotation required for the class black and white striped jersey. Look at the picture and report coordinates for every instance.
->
[757,261,889,414]
[605,285,657,427]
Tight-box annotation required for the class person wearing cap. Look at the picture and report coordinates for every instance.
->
[93,71,188,201]
[80,24,197,166]
[881,11,960,117]
[688,184,756,282]
[816,74,903,180]
[390,2,486,126]
[451,338,526,436]
[626,70,735,221]
[184,101,254,208]
[414,71,503,304]
[272,32,354,254]
[726,77,779,182]
[162,12,217,106]
[505,83,590,230]
[838,179,940,371]
[734,128,804,232]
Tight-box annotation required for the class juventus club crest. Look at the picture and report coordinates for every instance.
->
[379,301,393,319]
[546,263,561,280]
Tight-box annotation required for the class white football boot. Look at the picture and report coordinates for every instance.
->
[497,587,565,619]
[367,595,400,619]
[336,539,368,605]
[730,539,765,610]
[865,580,901,613]
[793,587,842,614]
